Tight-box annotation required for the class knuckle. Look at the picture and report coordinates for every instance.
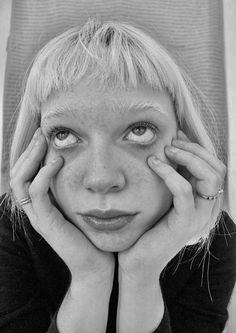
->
[180,181,192,197]
[28,183,40,198]
[9,179,16,189]
[9,168,15,179]
[220,163,227,178]
[191,143,201,152]
[9,178,20,191]
[210,173,221,188]
[164,165,175,178]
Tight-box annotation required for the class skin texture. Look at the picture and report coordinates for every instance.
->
[40,82,179,252]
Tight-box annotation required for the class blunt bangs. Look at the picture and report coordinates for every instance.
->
[26,19,182,112]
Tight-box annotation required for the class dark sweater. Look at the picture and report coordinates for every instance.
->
[0,195,235,332]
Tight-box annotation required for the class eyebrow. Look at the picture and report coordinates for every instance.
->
[41,99,169,126]
[113,100,168,117]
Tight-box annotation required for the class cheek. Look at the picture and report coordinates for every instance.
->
[48,142,175,202]
[52,161,81,195]
[45,146,81,194]
[125,156,172,201]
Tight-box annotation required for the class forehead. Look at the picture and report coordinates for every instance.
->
[41,81,176,125]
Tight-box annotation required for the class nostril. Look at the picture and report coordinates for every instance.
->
[112,185,121,192]
[84,175,126,194]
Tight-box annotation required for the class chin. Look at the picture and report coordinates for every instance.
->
[89,235,138,253]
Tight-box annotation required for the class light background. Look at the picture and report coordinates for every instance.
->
[0,0,235,331]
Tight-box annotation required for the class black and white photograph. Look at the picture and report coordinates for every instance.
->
[0,1,235,332]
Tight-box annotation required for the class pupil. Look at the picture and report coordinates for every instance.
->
[133,126,146,136]
[57,131,69,140]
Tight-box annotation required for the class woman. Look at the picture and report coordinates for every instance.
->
[1,19,235,332]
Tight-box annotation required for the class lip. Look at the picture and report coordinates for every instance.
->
[82,209,137,219]
[80,209,138,231]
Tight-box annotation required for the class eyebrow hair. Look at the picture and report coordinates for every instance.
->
[111,100,168,116]
[41,105,81,126]
[41,98,169,126]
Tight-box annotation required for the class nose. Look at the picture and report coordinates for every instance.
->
[82,145,126,194]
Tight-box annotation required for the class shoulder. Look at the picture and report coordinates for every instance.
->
[161,211,236,290]
[161,212,236,331]
[0,193,15,238]
[0,193,31,254]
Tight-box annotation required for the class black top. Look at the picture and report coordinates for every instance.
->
[0,195,235,333]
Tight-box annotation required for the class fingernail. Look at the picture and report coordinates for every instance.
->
[178,130,188,139]
[149,156,162,165]
[166,146,179,154]
[34,128,42,138]
[33,128,42,145]
[51,156,63,164]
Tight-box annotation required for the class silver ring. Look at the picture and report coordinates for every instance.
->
[16,197,32,206]
[197,188,224,200]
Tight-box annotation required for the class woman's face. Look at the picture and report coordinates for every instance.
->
[41,81,178,251]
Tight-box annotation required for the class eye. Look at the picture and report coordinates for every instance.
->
[125,122,157,144]
[52,129,79,148]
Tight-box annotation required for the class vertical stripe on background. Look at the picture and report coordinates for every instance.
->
[2,0,227,192]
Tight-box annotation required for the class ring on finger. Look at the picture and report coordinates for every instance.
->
[15,196,32,206]
[197,188,224,200]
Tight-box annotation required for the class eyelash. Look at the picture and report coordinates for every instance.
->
[125,121,158,148]
[126,121,157,135]
[45,121,158,148]
[45,126,78,141]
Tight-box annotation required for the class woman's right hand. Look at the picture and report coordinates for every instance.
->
[10,128,115,283]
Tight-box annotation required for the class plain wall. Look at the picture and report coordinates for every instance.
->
[0,1,235,331]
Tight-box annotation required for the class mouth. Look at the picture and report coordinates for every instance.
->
[80,209,138,231]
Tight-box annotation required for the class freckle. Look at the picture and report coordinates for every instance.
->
[59,165,81,191]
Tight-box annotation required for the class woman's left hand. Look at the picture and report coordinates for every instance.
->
[118,129,226,282]
[117,130,226,332]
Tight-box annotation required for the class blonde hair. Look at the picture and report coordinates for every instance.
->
[8,18,224,244]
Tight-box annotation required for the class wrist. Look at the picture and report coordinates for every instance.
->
[119,262,161,289]
[117,270,164,333]
[71,268,114,294]
[71,258,115,285]
[57,274,113,333]
[119,268,162,299]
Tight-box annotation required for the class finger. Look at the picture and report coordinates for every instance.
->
[164,145,222,196]
[147,156,213,242]
[177,130,191,142]
[10,128,42,178]
[172,134,226,178]
[29,157,64,222]
[28,157,95,268]
[11,133,48,187]
[147,156,195,217]
[10,131,48,219]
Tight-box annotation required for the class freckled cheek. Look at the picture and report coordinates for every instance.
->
[53,161,83,194]
[55,167,79,194]
[43,147,80,193]
[124,156,165,191]
[127,163,172,218]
